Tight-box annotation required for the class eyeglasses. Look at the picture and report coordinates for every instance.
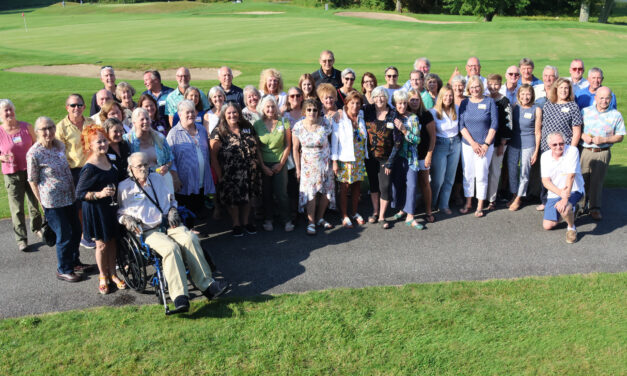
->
[176,74,190,78]
[305,108,318,113]
[507,73,520,77]
[386,74,398,78]
[344,77,355,82]
[38,126,54,132]
[132,163,149,169]
[550,142,565,147]
[363,80,375,85]
[321,59,334,63]
[67,103,84,108]
[571,67,584,72]
[289,94,302,98]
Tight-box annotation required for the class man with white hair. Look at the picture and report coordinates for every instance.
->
[89,66,117,116]
[575,67,617,110]
[567,59,589,92]
[218,66,244,108]
[451,56,489,96]
[578,86,625,220]
[499,65,520,105]
[117,152,227,314]
[402,57,431,90]
[90,89,113,125]
[533,65,558,107]
[541,132,585,244]
[165,67,210,126]
[311,50,342,89]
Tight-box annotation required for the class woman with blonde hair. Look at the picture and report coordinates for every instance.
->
[317,83,340,122]
[115,81,136,125]
[259,68,287,110]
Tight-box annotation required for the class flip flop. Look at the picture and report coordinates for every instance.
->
[425,214,435,223]
[406,220,424,230]
[474,210,484,218]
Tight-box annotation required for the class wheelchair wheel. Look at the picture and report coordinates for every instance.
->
[117,230,148,293]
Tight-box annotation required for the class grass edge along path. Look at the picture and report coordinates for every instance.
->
[1,272,624,375]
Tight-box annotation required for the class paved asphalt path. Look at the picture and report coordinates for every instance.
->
[1,188,625,319]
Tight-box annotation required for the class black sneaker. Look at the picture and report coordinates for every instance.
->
[232,226,244,237]
[245,224,257,234]
[203,280,228,300]
[172,295,190,314]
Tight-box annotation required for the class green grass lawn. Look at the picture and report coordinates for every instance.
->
[0,2,626,219]
[1,273,624,375]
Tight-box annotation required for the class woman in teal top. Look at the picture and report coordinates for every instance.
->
[253,95,293,232]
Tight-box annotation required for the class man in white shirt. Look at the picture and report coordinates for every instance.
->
[533,65,558,107]
[540,132,585,244]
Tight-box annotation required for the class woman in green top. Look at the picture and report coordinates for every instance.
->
[253,95,294,232]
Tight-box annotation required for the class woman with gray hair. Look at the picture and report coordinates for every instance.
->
[253,95,293,232]
[242,85,262,125]
[0,99,43,251]
[167,100,215,233]
[27,117,82,282]
[337,68,356,109]
[364,86,401,228]
[115,81,136,126]
[204,86,226,135]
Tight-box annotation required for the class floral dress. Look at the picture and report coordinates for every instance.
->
[210,127,261,206]
[336,126,366,184]
[293,119,335,212]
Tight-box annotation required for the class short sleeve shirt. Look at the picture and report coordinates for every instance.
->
[253,118,290,163]
[26,142,75,208]
[540,145,584,199]
[581,106,625,149]
[55,116,95,169]
[540,101,582,152]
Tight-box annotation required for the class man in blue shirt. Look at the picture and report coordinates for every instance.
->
[499,65,520,105]
[165,67,211,126]
[311,50,342,89]
[568,59,589,92]
[142,70,173,124]
[217,66,244,108]
[575,67,617,110]
[518,57,542,87]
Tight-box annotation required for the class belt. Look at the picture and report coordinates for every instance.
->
[585,147,609,153]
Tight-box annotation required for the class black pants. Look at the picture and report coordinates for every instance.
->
[365,158,392,201]
[175,188,204,229]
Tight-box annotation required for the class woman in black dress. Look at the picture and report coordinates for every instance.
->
[76,126,123,294]
[103,118,130,182]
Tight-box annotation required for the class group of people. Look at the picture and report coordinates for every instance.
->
[1,50,623,310]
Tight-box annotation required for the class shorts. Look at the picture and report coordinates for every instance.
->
[544,191,583,222]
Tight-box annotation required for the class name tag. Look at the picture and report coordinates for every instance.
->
[157,126,165,132]
[277,125,284,132]
[107,153,117,161]
[242,129,251,134]
[158,101,166,106]
[134,193,145,200]
[561,107,570,113]
[478,104,487,110]
[195,116,202,123]
[12,136,22,144]
[523,112,533,119]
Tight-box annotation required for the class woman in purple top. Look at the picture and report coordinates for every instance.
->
[167,100,215,234]
[0,99,43,251]
[27,117,82,282]
[458,76,498,217]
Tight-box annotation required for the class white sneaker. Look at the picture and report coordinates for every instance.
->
[263,220,273,231]
[284,221,294,232]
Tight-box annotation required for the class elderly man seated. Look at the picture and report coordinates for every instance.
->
[117,152,227,313]
[540,132,585,244]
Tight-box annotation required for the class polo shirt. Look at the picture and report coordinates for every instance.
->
[540,145,584,199]
[143,85,174,120]
[499,85,518,106]
[581,106,625,149]
[518,75,542,87]
[221,84,244,108]
[575,88,617,110]
[568,77,589,92]
[312,68,342,89]
[165,87,211,116]
[55,115,95,169]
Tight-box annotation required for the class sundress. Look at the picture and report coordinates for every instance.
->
[293,120,335,212]
[336,126,366,184]
[210,128,261,206]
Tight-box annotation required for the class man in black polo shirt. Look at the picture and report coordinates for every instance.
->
[218,66,244,108]
[311,50,342,89]
[90,66,117,116]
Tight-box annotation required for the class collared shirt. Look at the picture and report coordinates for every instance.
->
[540,145,584,199]
[165,87,210,116]
[575,88,617,110]
[221,84,244,108]
[568,77,589,92]
[55,115,95,168]
[430,106,459,138]
[533,83,549,107]
[124,130,174,171]
[26,141,75,208]
[312,67,342,89]
[518,75,542,87]
[581,106,625,149]
[166,123,215,196]
[143,85,174,120]
[499,85,518,106]
[117,173,176,231]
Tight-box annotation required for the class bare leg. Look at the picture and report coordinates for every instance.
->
[378,199,390,222]
[339,183,349,218]
[370,192,380,218]
[350,183,361,217]
[560,203,575,228]
[419,170,432,217]
[306,198,316,224]
[315,194,329,222]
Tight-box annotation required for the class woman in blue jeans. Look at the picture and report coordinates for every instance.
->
[429,85,461,215]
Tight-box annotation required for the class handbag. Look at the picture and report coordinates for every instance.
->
[41,221,56,247]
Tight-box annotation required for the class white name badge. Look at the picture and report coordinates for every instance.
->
[561,107,570,113]
[158,101,166,106]
[242,129,251,134]
[134,193,145,200]
[195,116,202,123]
[277,125,284,132]
[524,112,533,119]
[157,126,165,132]
[478,104,487,110]
[12,136,22,144]
[107,153,117,161]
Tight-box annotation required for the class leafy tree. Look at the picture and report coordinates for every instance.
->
[443,0,530,21]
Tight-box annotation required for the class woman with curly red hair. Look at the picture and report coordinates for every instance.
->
[75,125,124,294]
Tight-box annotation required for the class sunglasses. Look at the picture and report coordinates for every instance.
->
[67,103,84,108]
[289,94,302,98]
[305,108,318,113]
[550,142,565,147]
[386,74,398,78]
[344,77,355,81]
[507,73,520,77]
[571,67,584,72]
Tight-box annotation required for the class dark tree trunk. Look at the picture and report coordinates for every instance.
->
[598,0,615,23]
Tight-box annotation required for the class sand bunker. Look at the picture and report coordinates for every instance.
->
[5,64,241,81]
[335,11,471,24]
[234,11,284,15]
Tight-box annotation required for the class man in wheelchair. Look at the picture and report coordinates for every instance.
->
[117,152,227,313]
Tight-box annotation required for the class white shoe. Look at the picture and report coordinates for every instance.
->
[263,220,273,231]
[284,221,294,232]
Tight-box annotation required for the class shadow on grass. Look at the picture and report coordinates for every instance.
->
[187,294,275,319]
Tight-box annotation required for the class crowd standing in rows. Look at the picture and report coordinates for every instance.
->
[1,50,624,311]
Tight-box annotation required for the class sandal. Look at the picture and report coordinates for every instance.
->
[474,210,484,218]
[306,223,317,235]
[486,202,496,211]
[508,201,521,211]
[110,275,127,290]
[425,214,435,223]
[342,217,353,228]
[316,218,334,229]
[392,212,405,221]
[442,208,453,215]
[406,220,424,230]
[352,213,365,225]
[98,276,109,295]
[536,204,545,211]
[368,215,379,224]
[459,205,472,214]
[381,220,391,230]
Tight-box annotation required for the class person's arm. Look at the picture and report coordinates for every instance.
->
[531,107,542,165]
[292,134,301,179]
[29,181,41,205]
[273,120,292,173]
[592,134,624,146]
[209,138,223,182]
[255,135,273,176]
[425,120,436,168]
[571,125,582,147]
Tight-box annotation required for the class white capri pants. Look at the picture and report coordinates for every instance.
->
[461,142,494,200]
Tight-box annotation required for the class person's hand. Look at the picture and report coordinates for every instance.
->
[295,168,300,180]
[121,215,142,234]
[424,154,432,169]
[554,197,568,213]
[480,143,489,157]
[167,207,181,228]
[156,164,169,175]
[591,136,604,145]
[472,141,482,156]
[393,118,405,133]
[271,163,283,174]
[262,165,274,176]
[530,152,538,165]
[332,161,339,175]
[452,67,460,76]
[99,185,115,198]
[384,166,391,175]
[581,133,593,144]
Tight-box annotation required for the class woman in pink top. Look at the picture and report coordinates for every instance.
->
[0,99,43,251]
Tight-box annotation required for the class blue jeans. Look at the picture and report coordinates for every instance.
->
[45,205,81,274]
[430,136,461,210]
[391,158,419,215]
